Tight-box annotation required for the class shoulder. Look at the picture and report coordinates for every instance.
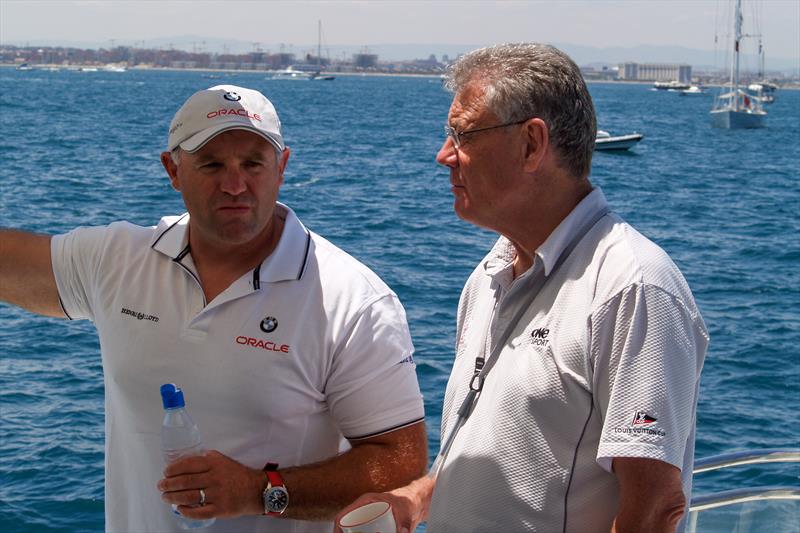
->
[307,230,398,302]
[591,217,697,308]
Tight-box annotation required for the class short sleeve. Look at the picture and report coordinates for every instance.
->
[591,283,708,472]
[51,226,110,321]
[325,294,424,440]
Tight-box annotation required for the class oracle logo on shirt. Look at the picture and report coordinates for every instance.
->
[235,336,290,353]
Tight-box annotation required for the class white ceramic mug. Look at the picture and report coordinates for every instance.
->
[338,501,396,533]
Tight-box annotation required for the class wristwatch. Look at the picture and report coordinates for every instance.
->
[262,462,289,516]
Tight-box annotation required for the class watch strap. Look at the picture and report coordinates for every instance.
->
[262,462,287,516]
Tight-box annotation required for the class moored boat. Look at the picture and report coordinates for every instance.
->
[595,130,644,151]
[710,0,767,129]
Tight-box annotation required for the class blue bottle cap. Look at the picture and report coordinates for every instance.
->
[160,383,185,409]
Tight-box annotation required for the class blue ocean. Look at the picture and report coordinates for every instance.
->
[0,68,798,531]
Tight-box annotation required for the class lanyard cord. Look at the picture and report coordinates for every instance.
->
[428,206,611,481]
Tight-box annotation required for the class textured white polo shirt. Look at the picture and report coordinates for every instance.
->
[51,203,424,533]
[427,188,708,533]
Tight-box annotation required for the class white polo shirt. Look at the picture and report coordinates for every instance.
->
[51,203,424,533]
[427,188,708,533]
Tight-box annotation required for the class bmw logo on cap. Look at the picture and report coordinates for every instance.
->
[223,91,241,102]
[260,316,278,333]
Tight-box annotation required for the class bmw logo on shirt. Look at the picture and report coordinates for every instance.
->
[260,316,278,333]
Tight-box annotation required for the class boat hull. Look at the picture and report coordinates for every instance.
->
[594,133,644,151]
[710,109,765,129]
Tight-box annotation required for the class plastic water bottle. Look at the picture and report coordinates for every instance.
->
[160,383,216,529]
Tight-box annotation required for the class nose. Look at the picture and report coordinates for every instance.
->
[219,165,247,195]
[436,137,458,168]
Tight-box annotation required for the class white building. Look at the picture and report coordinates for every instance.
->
[619,62,692,83]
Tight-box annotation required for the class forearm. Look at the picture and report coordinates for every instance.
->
[281,422,428,520]
[0,229,64,317]
[611,457,686,533]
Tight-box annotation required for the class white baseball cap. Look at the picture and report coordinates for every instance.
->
[167,85,284,153]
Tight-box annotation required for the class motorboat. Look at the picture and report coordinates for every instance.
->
[595,130,644,151]
[270,66,312,80]
[679,85,707,96]
[654,80,691,91]
[748,81,777,104]
[710,0,767,129]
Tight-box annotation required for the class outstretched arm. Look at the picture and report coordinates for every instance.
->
[158,421,428,522]
[0,229,65,317]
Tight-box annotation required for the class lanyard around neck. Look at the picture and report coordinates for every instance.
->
[428,205,611,481]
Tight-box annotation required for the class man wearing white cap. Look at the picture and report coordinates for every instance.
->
[0,85,427,532]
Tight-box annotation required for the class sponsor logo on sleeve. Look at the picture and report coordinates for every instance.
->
[613,410,666,437]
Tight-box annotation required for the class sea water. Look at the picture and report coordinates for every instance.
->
[1,69,798,531]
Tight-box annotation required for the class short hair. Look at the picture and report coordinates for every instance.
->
[445,43,596,179]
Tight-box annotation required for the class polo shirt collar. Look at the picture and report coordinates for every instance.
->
[484,187,609,277]
[536,187,608,276]
[257,203,312,283]
[149,202,312,283]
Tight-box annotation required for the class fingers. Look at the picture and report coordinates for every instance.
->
[158,471,208,494]
[162,453,212,477]
[161,487,210,508]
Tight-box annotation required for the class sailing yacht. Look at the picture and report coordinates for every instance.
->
[310,20,335,81]
[710,0,766,129]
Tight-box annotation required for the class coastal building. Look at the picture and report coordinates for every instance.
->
[619,62,692,83]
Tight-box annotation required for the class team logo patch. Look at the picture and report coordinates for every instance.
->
[223,91,241,102]
[260,316,278,333]
[612,410,666,437]
[631,410,657,426]
[530,327,550,347]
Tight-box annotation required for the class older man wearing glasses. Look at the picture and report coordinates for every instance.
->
[336,43,708,533]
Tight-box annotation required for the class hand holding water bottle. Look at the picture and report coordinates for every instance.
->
[158,383,267,524]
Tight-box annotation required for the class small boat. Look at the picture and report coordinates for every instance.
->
[594,130,644,151]
[748,81,777,104]
[270,66,313,80]
[679,86,706,96]
[654,80,691,91]
[16,63,32,71]
[710,0,766,129]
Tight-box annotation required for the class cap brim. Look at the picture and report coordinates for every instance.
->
[177,124,284,153]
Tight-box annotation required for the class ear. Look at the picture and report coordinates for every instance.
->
[277,147,291,186]
[160,152,181,191]
[522,118,549,173]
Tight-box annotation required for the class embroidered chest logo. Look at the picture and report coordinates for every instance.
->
[120,307,159,323]
[530,327,550,347]
[260,316,278,333]
[236,315,290,354]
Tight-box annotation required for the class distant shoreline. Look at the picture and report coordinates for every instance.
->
[3,63,797,89]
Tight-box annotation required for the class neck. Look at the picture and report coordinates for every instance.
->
[189,214,285,302]
[506,176,592,279]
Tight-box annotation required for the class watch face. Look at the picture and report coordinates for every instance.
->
[267,487,289,513]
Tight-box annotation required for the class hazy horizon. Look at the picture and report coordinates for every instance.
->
[2,0,798,63]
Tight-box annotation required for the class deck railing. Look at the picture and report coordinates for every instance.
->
[687,448,800,532]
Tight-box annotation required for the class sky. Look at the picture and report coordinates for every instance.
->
[1,0,798,61]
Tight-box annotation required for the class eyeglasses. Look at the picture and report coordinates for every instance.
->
[444,118,530,149]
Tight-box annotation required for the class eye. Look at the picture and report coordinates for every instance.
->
[244,160,264,168]
[198,161,221,170]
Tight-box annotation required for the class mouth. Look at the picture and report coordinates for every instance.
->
[217,204,252,213]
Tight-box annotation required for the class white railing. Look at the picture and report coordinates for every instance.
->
[687,448,800,532]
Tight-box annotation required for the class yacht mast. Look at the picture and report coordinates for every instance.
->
[317,20,322,73]
[733,0,743,111]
